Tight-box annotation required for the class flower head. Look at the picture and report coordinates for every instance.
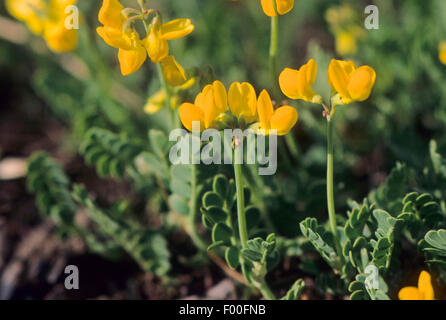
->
[252,90,298,136]
[327,59,376,105]
[179,81,228,131]
[6,0,78,52]
[260,0,294,17]
[228,82,257,123]
[399,271,435,300]
[279,58,322,104]
[96,0,194,76]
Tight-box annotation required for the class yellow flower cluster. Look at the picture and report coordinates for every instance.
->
[179,81,298,136]
[97,0,193,79]
[6,0,78,53]
[399,271,435,300]
[280,58,376,112]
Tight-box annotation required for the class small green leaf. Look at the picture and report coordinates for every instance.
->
[213,174,228,198]
[169,194,189,215]
[212,223,232,245]
[202,191,223,209]
[225,246,240,269]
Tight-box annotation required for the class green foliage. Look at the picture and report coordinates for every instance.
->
[368,163,413,214]
[80,127,142,179]
[299,218,339,270]
[281,279,305,300]
[420,229,446,284]
[72,185,170,276]
[27,153,76,226]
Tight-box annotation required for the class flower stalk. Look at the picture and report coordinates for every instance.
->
[326,115,343,263]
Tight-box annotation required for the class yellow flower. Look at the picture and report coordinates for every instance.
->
[179,81,228,132]
[399,271,435,300]
[327,59,376,105]
[279,58,322,104]
[335,31,357,56]
[439,42,446,65]
[6,0,45,34]
[160,56,188,87]
[260,0,294,17]
[6,0,78,52]
[144,89,179,114]
[252,90,298,135]
[144,17,194,63]
[228,82,257,123]
[97,0,147,76]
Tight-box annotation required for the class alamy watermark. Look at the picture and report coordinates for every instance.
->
[64,5,80,30]
[364,5,379,30]
[169,122,278,175]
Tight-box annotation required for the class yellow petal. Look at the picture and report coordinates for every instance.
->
[257,90,274,130]
[276,0,294,15]
[211,81,228,114]
[439,42,446,65]
[44,22,78,53]
[347,65,376,101]
[6,0,44,20]
[161,19,194,40]
[179,103,205,132]
[97,26,132,50]
[279,68,301,99]
[418,271,435,300]
[398,287,422,300]
[144,90,166,114]
[160,56,187,87]
[260,0,276,17]
[144,25,169,63]
[269,105,298,135]
[118,44,147,76]
[305,58,317,84]
[260,0,293,16]
[98,0,124,30]
[228,82,257,122]
[201,85,217,129]
[327,59,352,103]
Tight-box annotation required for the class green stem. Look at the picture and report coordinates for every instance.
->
[156,63,178,130]
[188,161,207,251]
[326,117,343,262]
[234,143,249,249]
[269,15,299,160]
[259,279,276,300]
[269,15,280,99]
[285,132,299,159]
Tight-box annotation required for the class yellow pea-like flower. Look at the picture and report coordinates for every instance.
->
[117,39,147,76]
[144,18,194,63]
[228,82,257,123]
[97,0,147,75]
[144,89,179,114]
[327,59,376,105]
[6,0,78,52]
[398,271,435,300]
[252,89,298,136]
[160,56,188,87]
[279,58,322,104]
[439,42,446,65]
[260,0,294,17]
[179,81,228,132]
